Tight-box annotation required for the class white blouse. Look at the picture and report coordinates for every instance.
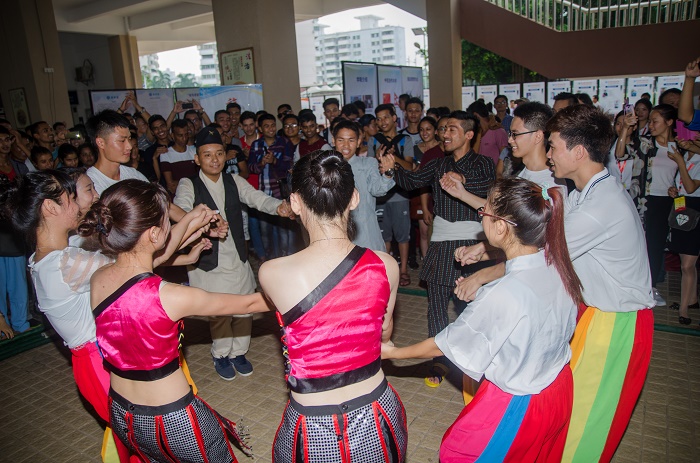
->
[434,251,576,395]
[676,153,700,198]
[28,247,112,349]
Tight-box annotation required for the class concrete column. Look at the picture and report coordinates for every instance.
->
[109,35,142,89]
[211,0,301,113]
[427,0,462,110]
[0,0,72,128]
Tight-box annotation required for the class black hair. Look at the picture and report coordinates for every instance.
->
[399,94,410,103]
[358,114,376,127]
[207,122,222,130]
[53,121,66,131]
[226,102,242,111]
[651,104,678,137]
[0,126,9,136]
[171,119,189,131]
[240,111,256,124]
[283,114,299,125]
[59,166,88,182]
[494,94,508,104]
[332,120,361,138]
[291,150,355,237]
[634,98,653,112]
[277,103,292,113]
[183,109,200,119]
[467,101,490,119]
[553,92,578,107]
[214,110,229,120]
[448,110,479,136]
[257,113,276,127]
[437,106,451,117]
[299,112,317,125]
[419,116,437,130]
[1,170,76,249]
[340,104,360,118]
[86,111,129,144]
[426,108,440,119]
[512,102,553,132]
[27,121,49,138]
[659,88,681,105]
[322,98,340,110]
[57,144,78,162]
[79,179,170,257]
[405,97,424,110]
[545,105,614,164]
[375,103,396,117]
[147,114,167,129]
[575,93,594,106]
[30,146,52,165]
[352,100,366,111]
[489,177,583,305]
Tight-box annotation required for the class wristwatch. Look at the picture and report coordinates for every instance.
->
[384,168,395,178]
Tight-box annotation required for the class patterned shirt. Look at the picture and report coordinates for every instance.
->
[248,136,294,199]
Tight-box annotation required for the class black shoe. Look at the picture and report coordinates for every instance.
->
[408,259,419,270]
[671,302,699,310]
[679,316,692,325]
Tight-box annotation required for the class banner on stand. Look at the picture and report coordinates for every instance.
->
[572,80,598,98]
[198,85,263,115]
[461,87,476,110]
[401,67,423,99]
[522,82,545,103]
[377,65,404,124]
[599,78,626,114]
[89,90,131,114]
[342,62,379,114]
[547,81,571,107]
[657,75,685,95]
[499,84,521,103]
[627,77,655,102]
[135,89,175,118]
[476,85,498,104]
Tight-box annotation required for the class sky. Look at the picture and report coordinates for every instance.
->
[156,4,426,77]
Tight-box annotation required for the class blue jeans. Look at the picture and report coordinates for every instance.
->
[247,209,266,260]
[259,213,292,259]
[0,255,29,332]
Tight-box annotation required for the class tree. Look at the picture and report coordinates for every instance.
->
[140,66,154,89]
[151,70,172,89]
[461,40,546,85]
[173,73,199,88]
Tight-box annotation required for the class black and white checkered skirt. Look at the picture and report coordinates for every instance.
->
[273,379,407,463]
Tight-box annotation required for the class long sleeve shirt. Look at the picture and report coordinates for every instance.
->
[248,136,294,199]
[393,150,495,223]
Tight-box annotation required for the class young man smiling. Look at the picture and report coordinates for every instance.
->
[174,127,292,380]
[294,112,329,162]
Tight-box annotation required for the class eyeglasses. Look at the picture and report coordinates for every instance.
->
[477,207,518,227]
[508,130,536,139]
[437,127,447,132]
[283,124,298,129]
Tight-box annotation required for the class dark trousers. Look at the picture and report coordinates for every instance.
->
[644,195,673,287]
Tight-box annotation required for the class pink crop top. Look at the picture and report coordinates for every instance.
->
[93,273,182,381]
[276,247,390,393]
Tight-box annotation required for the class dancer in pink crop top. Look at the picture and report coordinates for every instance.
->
[83,177,269,463]
[260,150,407,463]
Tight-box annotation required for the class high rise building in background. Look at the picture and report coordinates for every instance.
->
[194,15,406,88]
[198,43,220,86]
[313,15,405,85]
[139,53,160,83]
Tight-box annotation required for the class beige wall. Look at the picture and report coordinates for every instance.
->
[212,0,301,114]
[427,0,462,109]
[0,0,72,128]
[459,0,699,79]
[109,35,142,89]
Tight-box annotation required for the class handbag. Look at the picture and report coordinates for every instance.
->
[668,207,700,231]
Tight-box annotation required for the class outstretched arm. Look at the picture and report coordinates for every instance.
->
[160,284,270,320]
[679,57,699,124]
[381,338,443,360]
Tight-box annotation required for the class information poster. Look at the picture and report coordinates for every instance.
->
[198,85,263,116]
[309,96,326,125]
[220,48,255,85]
[423,88,430,108]
[342,62,378,114]
[627,77,655,102]
[135,89,175,118]
[547,81,571,107]
[657,75,685,95]
[174,88,202,105]
[461,86,476,110]
[476,85,498,104]
[598,78,626,114]
[377,64,404,124]
[401,66,423,100]
[89,90,130,114]
[572,79,598,98]
[499,84,521,103]
[522,82,545,103]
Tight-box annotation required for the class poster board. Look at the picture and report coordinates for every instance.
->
[476,85,498,104]
[627,77,655,102]
[89,90,131,114]
[522,82,545,103]
[401,66,423,99]
[134,89,175,118]
[499,84,521,103]
[220,48,255,85]
[377,65,404,125]
[174,88,202,104]
[199,85,263,116]
[572,79,598,98]
[547,81,571,107]
[342,62,378,115]
[461,86,476,110]
[598,78,626,114]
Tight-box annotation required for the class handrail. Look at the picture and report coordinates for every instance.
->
[485,0,698,30]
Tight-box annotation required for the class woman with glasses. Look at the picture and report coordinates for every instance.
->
[493,94,513,133]
[383,177,580,462]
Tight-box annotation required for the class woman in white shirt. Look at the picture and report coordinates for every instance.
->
[667,143,700,324]
[641,104,680,306]
[607,111,647,204]
[382,177,581,462]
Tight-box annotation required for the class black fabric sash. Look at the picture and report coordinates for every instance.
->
[104,356,179,382]
[288,357,382,394]
[92,272,154,319]
[191,174,248,269]
[281,246,366,326]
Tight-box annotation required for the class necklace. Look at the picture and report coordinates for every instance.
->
[309,237,348,246]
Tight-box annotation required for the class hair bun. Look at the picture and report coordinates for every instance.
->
[78,203,113,237]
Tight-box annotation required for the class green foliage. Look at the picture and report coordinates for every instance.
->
[461,40,513,85]
[173,73,199,88]
[151,70,172,89]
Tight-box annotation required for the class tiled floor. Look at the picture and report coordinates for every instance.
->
[0,265,698,462]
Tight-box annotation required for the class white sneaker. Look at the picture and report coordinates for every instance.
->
[652,288,666,306]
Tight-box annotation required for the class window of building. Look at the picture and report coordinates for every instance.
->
[382,39,392,44]
[371,41,379,46]
[382,31,393,35]
[383,47,394,52]
[371,33,379,37]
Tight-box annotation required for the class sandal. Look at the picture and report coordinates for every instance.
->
[424,363,449,388]
[400,273,411,287]
[679,316,692,325]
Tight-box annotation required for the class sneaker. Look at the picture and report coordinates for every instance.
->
[231,355,253,376]
[652,288,666,307]
[213,356,236,381]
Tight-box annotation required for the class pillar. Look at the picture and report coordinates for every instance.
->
[0,0,72,128]
[427,0,462,110]
[109,35,143,89]
[211,0,301,113]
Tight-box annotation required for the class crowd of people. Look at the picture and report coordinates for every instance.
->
[0,56,699,462]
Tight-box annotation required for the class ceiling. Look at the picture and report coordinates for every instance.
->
[51,0,426,55]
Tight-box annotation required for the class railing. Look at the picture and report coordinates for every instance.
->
[485,0,699,30]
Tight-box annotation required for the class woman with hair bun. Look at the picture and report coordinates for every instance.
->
[383,177,580,463]
[84,179,269,462]
[259,150,407,463]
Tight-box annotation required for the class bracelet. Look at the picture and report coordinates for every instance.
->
[116,109,123,114]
